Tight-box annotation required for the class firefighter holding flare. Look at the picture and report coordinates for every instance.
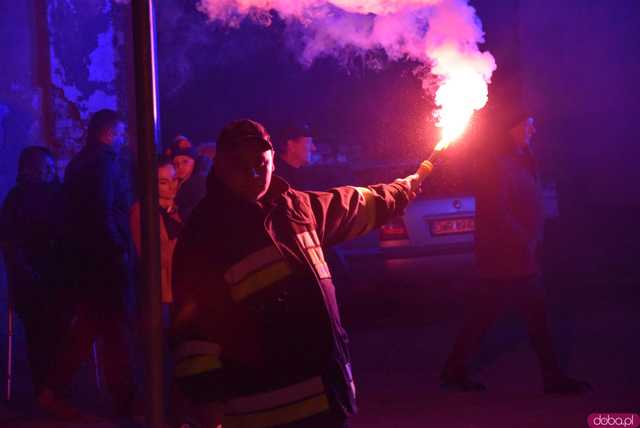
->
[170,118,429,428]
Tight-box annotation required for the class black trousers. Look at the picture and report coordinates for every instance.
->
[50,302,135,411]
[15,292,70,394]
[49,261,136,415]
[443,275,560,380]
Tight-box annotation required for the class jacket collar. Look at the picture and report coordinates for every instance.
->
[85,141,117,157]
[205,169,310,224]
[261,175,290,206]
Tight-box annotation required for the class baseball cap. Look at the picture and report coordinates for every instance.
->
[217,119,273,154]
[164,135,197,160]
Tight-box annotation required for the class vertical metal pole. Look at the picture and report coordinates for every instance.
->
[5,301,14,402]
[131,1,164,427]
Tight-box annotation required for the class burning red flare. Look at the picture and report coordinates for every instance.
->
[429,44,494,151]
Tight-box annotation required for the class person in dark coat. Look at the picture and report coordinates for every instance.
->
[440,116,591,395]
[167,136,208,222]
[0,146,68,397]
[39,109,136,420]
[274,122,317,190]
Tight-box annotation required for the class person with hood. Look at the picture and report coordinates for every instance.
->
[167,135,209,222]
[0,146,68,400]
[170,119,422,428]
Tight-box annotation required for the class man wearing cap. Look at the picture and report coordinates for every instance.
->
[170,119,421,428]
[275,123,317,190]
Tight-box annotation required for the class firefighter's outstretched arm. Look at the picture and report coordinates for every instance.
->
[306,173,421,247]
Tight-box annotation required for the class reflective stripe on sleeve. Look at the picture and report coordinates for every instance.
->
[224,377,329,427]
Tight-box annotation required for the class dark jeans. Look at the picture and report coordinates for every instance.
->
[49,302,135,413]
[16,294,71,394]
[48,261,136,415]
[443,275,560,380]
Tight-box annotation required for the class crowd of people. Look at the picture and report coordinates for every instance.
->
[0,109,212,425]
[0,109,590,428]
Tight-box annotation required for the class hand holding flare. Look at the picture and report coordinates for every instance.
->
[402,138,451,198]
[415,146,445,184]
[398,147,445,200]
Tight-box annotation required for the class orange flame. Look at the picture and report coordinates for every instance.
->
[430,45,493,152]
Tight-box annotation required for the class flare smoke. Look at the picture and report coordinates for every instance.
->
[197,0,496,146]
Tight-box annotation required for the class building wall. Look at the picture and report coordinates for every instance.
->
[47,0,132,169]
[0,1,45,203]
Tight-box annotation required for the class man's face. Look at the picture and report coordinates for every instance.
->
[173,155,195,181]
[104,121,127,151]
[158,164,178,202]
[288,136,316,166]
[219,148,274,202]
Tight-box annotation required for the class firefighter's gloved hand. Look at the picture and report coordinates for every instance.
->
[396,173,421,200]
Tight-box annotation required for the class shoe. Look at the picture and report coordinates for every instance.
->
[544,375,592,395]
[440,373,487,392]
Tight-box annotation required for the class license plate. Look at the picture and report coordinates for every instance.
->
[428,217,475,236]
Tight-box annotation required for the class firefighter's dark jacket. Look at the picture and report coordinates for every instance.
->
[171,170,411,426]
